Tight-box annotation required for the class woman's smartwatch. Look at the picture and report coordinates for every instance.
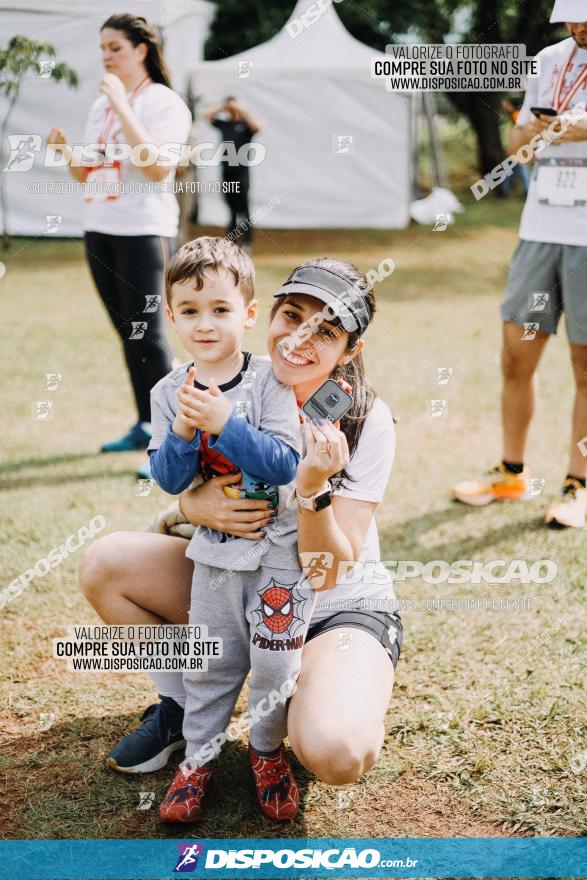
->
[296,481,333,512]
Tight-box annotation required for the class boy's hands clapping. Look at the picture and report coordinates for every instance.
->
[173,365,233,441]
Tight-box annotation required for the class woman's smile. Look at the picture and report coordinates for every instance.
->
[277,344,315,367]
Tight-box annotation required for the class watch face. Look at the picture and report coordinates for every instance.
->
[314,490,332,511]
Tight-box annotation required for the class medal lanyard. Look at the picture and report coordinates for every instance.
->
[97,75,151,147]
[553,45,587,112]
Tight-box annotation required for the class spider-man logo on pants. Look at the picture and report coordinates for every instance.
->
[252,579,308,642]
[261,584,294,634]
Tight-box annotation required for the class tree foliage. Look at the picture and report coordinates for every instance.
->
[204,0,569,175]
[204,0,566,64]
[0,35,78,97]
[204,3,291,60]
[0,36,78,245]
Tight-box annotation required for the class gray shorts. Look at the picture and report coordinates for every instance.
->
[501,239,587,344]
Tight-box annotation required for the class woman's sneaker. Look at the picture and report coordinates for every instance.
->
[545,478,587,528]
[453,463,529,506]
[101,422,151,453]
[160,763,214,823]
[248,742,298,821]
[106,696,185,774]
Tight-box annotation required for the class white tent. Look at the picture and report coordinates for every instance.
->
[190,0,412,230]
[0,0,214,236]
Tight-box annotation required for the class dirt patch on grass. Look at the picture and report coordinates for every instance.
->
[0,721,507,840]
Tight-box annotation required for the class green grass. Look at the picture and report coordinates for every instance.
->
[1,188,586,841]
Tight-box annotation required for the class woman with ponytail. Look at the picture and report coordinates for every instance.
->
[48,15,191,467]
[80,253,401,813]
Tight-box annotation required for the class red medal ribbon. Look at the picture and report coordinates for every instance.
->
[553,45,587,112]
[97,74,152,151]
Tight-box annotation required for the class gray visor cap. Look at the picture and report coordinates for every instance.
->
[272,265,371,335]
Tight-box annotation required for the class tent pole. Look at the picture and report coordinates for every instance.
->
[423,91,448,189]
[410,92,422,200]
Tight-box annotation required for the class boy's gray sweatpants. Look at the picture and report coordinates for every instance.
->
[182,563,316,767]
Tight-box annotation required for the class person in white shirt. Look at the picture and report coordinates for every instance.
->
[454,0,587,529]
[79,257,402,795]
[48,15,191,467]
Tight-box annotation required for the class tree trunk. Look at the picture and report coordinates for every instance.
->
[444,0,506,178]
[0,89,20,251]
[447,91,506,176]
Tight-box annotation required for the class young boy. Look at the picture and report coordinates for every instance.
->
[148,237,314,824]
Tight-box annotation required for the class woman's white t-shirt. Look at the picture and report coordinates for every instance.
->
[82,82,192,237]
[310,396,399,623]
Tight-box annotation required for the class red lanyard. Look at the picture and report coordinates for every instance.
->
[553,45,587,112]
[97,75,151,146]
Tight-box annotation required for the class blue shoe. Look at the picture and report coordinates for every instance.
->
[101,422,151,453]
[136,459,152,480]
[106,697,186,774]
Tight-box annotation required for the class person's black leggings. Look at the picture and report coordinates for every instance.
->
[84,232,175,423]
[223,173,252,246]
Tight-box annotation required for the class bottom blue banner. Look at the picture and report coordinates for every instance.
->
[1,837,586,879]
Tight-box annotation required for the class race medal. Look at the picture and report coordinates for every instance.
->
[535,157,587,206]
[83,161,122,202]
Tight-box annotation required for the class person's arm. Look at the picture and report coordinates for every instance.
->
[552,108,587,142]
[178,369,300,486]
[46,129,87,182]
[507,107,587,156]
[506,61,563,158]
[149,368,202,495]
[176,367,302,534]
[295,420,377,591]
[179,472,274,539]
[209,412,299,486]
[230,100,261,135]
[212,367,301,486]
[299,493,377,593]
[100,74,187,183]
[149,424,201,494]
[507,115,553,155]
[203,105,223,125]
[47,97,105,181]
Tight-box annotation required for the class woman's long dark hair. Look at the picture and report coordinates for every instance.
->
[270,257,378,486]
[101,14,172,88]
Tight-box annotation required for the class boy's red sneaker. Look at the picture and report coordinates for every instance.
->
[248,742,298,821]
[159,763,214,823]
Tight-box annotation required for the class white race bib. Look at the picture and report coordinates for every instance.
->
[83,162,122,203]
[535,158,587,206]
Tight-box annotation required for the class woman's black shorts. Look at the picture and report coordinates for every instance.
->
[306,609,403,668]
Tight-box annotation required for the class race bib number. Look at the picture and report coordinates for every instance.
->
[535,158,587,206]
[83,162,122,202]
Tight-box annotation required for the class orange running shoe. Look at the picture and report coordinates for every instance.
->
[248,743,298,821]
[453,463,529,506]
[159,762,213,823]
[545,478,587,529]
